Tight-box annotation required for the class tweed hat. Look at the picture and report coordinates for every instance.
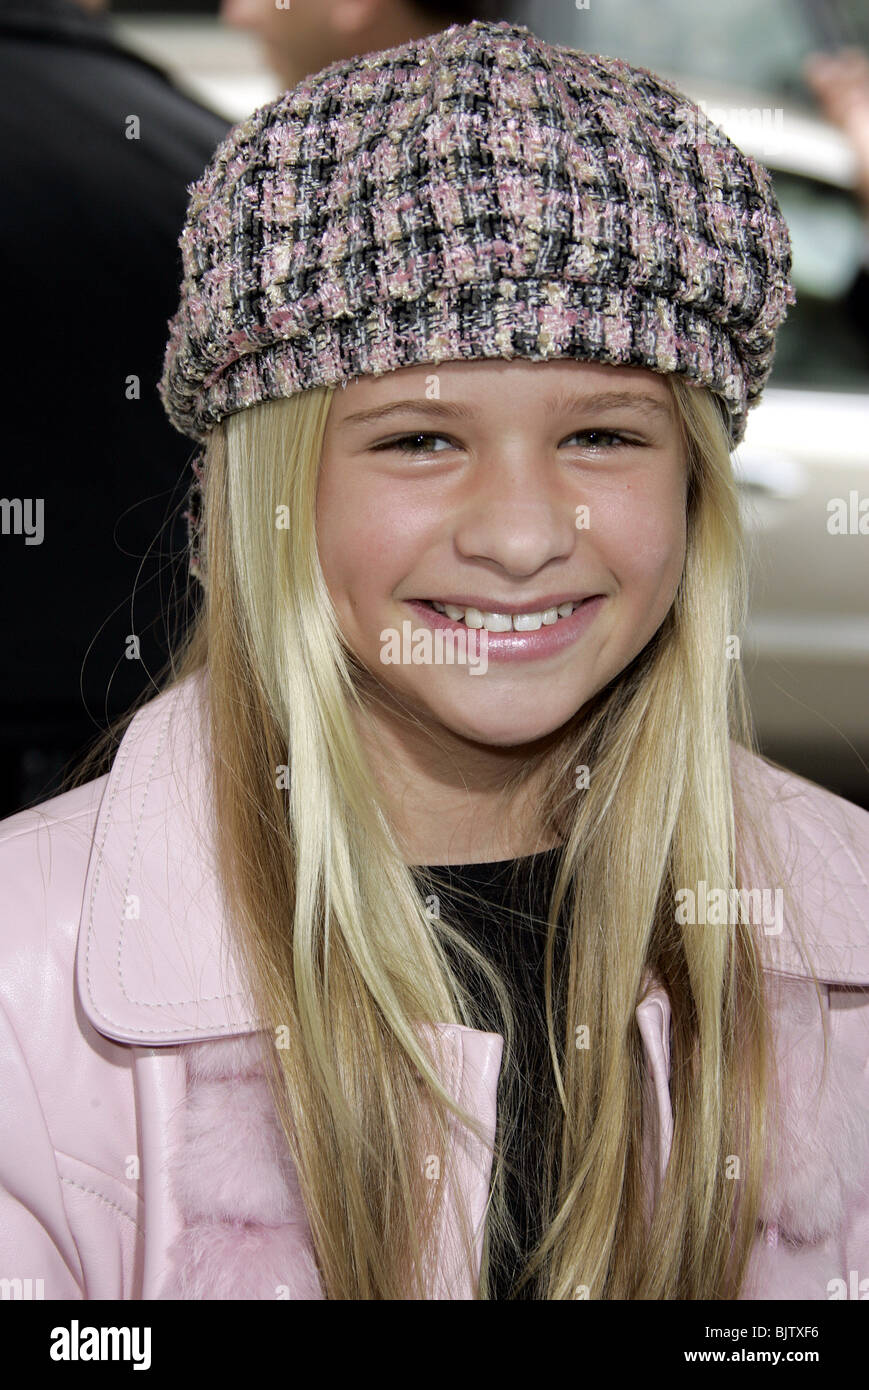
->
[158,18,796,571]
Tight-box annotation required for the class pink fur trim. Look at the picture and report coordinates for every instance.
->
[157,1033,325,1299]
[184,1033,272,1081]
[156,1221,323,1300]
[167,1074,306,1225]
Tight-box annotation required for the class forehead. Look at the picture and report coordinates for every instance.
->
[331,358,675,416]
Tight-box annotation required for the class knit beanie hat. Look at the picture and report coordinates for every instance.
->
[157,18,796,578]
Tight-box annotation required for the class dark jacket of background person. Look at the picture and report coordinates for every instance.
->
[0,0,229,817]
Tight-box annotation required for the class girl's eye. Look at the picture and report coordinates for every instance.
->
[372,432,454,456]
[371,429,634,456]
[564,430,632,450]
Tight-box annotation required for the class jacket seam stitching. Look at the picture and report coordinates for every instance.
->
[59,1175,144,1235]
[84,686,255,1033]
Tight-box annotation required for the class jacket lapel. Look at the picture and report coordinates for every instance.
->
[76,669,258,1041]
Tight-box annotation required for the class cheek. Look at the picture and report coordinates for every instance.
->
[316,462,414,599]
[594,477,686,597]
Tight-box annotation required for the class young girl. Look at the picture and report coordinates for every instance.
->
[2,18,868,1303]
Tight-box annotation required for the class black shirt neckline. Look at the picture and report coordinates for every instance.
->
[413,845,562,875]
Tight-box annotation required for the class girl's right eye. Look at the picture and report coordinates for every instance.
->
[370,432,455,456]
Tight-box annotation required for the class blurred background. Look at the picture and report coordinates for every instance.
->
[1,0,867,815]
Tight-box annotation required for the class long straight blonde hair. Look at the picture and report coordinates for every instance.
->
[66,370,821,1299]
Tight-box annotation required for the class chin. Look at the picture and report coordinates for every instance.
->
[430,701,579,750]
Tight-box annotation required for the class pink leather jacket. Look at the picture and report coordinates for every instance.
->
[1,669,868,1300]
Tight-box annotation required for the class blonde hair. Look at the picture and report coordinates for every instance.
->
[66,371,826,1299]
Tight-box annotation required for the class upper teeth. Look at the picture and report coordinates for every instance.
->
[430,601,579,631]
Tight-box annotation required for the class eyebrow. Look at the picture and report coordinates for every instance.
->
[338,389,674,429]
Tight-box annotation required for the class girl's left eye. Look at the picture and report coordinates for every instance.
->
[371,432,455,455]
[371,429,633,455]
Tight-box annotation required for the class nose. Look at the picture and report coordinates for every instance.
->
[452,451,580,579]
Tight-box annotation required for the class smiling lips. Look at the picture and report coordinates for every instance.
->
[419,595,597,632]
[404,595,606,662]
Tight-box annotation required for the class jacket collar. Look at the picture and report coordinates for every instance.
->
[76,670,869,1050]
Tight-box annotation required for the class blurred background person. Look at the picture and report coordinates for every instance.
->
[806,46,869,213]
[0,0,229,818]
[218,0,510,90]
[804,44,869,333]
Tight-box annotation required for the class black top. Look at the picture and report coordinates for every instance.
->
[415,847,569,1300]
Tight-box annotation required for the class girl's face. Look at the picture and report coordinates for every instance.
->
[316,358,688,751]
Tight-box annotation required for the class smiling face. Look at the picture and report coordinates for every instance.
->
[310,353,684,861]
[314,356,688,862]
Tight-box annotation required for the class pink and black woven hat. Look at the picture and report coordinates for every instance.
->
[158,18,796,573]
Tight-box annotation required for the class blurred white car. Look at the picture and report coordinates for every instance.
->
[676,78,869,807]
